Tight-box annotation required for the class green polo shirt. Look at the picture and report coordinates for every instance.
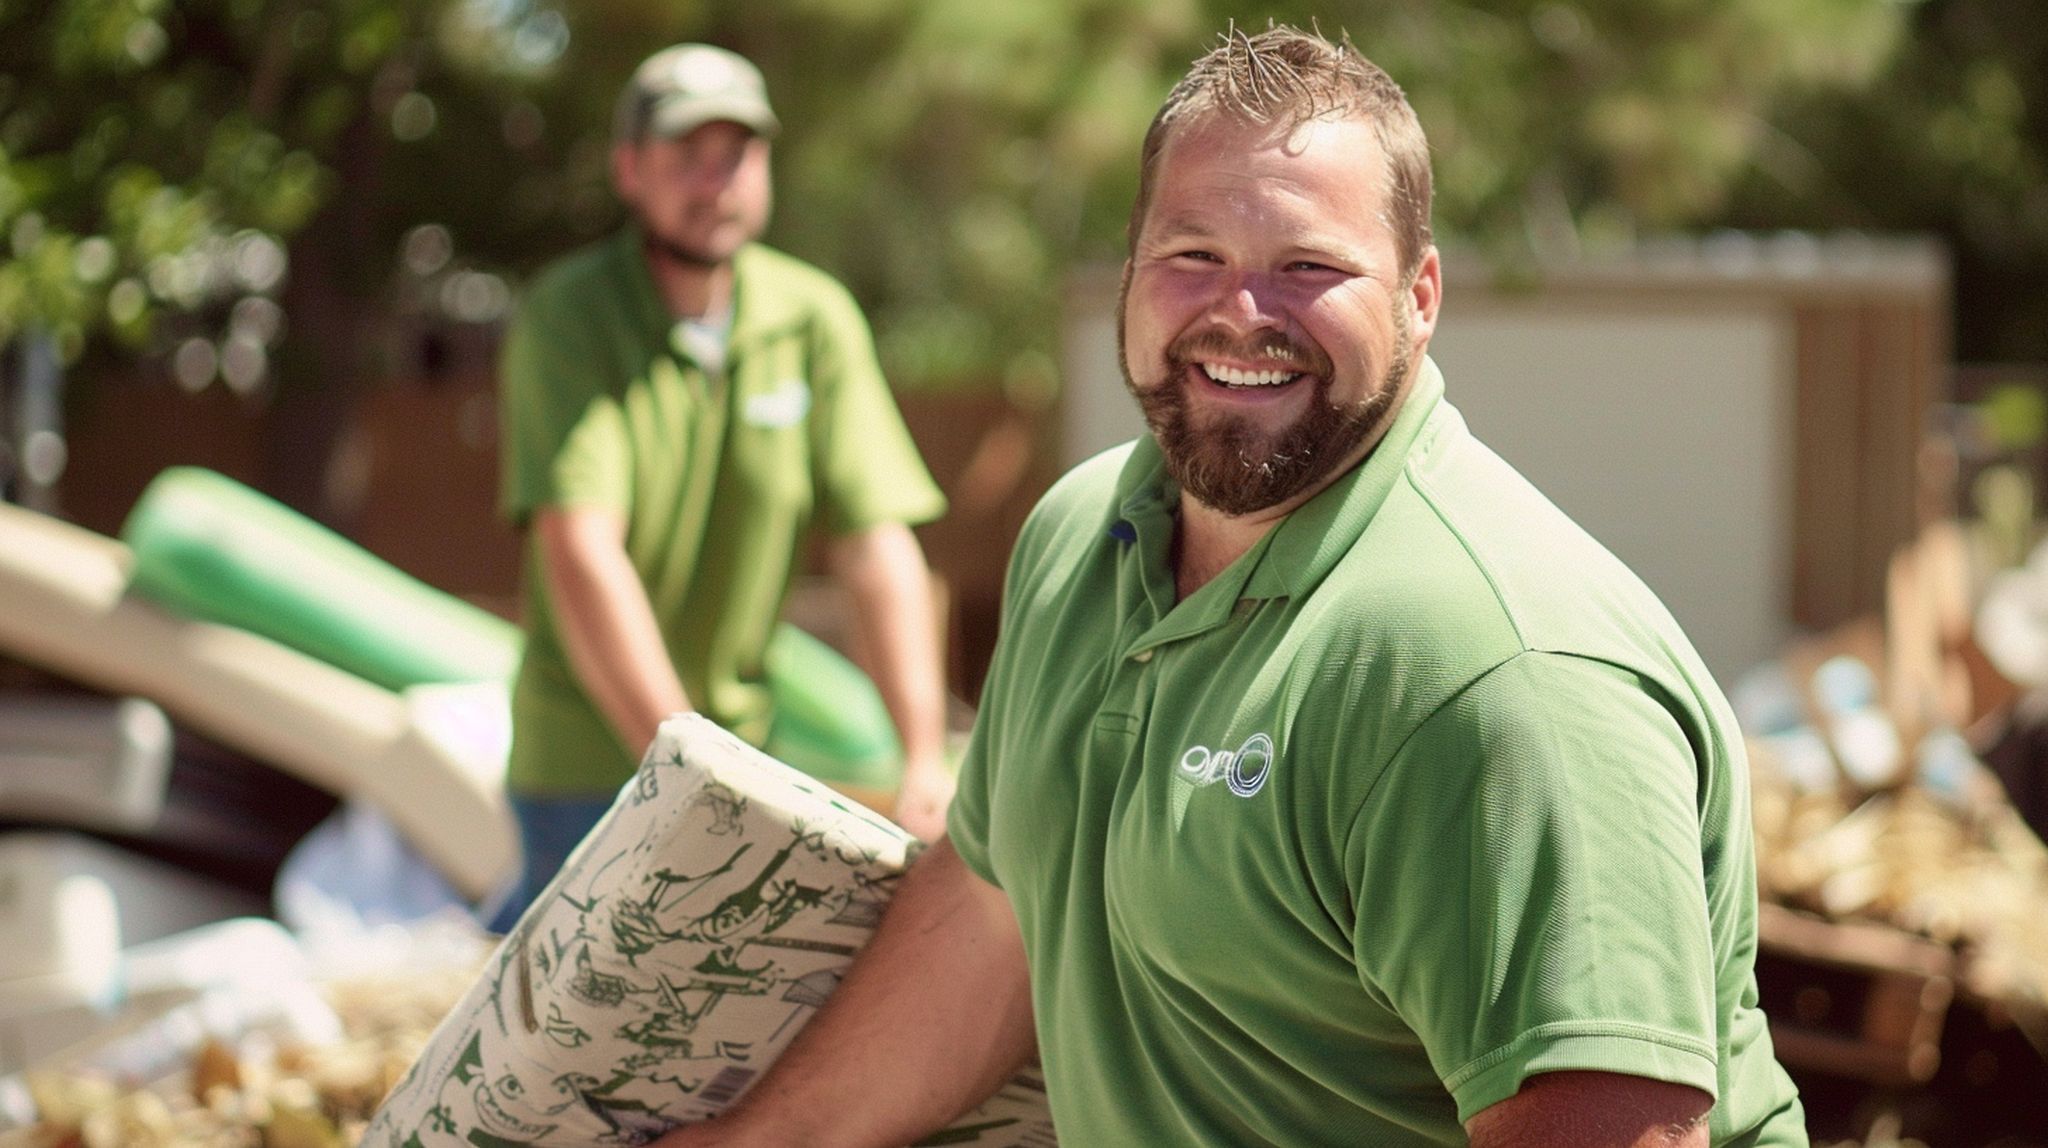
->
[949,360,1804,1145]
[500,231,944,795]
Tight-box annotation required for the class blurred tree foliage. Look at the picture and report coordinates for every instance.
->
[666,0,1916,394]
[0,0,589,505]
[2,0,2012,465]
[0,0,556,358]
[1714,0,2048,365]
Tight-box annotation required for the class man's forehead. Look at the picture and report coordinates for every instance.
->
[1150,114,1389,201]
[1172,105,1380,152]
[1135,113,1396,252]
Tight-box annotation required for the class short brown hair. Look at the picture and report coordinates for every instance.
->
[1128,25,1434,276]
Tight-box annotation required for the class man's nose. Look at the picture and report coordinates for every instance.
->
[692,165,738,197]
[1203,272,1284,335]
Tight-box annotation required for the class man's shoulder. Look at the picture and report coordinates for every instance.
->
[1002,442,1141,579]
[1030,441,1140,530]
[512,233,646,346]
[735,242,836,285]
[734,243,856,308]
[1312,411,1729,736]
[1046,441,1141,505]
[1278,417,1679,705]
[526,233,632,304]
[1276,472,1530,725]
[729,244,879,349]
[1293,433,1540,663]
[1395,416,1702,667]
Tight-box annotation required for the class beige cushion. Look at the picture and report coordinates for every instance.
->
[0,503,513,899]
[363,715,1052,1145]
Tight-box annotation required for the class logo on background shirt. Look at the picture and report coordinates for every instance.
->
[1176,732,1275,798]
[744,379,811,428]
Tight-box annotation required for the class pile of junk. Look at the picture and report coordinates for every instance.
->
[1736,507,2048,1146]
[0,467,912,1147]
[12,456,2048,1146]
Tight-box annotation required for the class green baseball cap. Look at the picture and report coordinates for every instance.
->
[614,43,780,143]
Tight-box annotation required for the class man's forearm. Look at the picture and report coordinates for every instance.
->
[830,523,952,837]
[1465,1071,1712,1148]
[535,507,691,755]
[830,523,946,765]
[654,838,1035,1148]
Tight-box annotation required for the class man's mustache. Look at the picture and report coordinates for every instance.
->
[1164,328,1333,379]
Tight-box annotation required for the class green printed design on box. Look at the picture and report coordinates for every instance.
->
[364,715,1053,1147]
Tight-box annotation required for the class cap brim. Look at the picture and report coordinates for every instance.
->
[646,95,780,140]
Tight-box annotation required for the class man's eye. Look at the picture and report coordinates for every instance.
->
[1286,260,1338,273]
[1172,250,1222,264]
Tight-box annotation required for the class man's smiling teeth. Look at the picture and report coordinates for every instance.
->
[1200,363,1301,387]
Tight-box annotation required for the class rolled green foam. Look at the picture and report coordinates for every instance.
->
[763,623,902,790]
[121,467,523,691]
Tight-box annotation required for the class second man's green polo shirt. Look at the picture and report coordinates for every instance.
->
[500,232,945,796]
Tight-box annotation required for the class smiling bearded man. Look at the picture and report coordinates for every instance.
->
[651,25,1808,1148]
[1121,272,1412,516]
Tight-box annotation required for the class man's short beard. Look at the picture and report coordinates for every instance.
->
[1147,378,1393,516]
[632,201,748,271]
[644,230,727,270]
[1118,300,1413,518]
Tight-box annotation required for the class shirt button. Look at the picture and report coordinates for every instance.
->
[1131,649,1154,663]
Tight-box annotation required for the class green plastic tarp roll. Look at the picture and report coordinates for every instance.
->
[120,466,901,787]
[763,623,901,790]
[122,467,520,690]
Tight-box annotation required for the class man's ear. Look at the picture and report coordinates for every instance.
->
[1406,245,1442,351]
[609,142,640,204]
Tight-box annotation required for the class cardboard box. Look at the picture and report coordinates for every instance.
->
[363,715,1054,1146]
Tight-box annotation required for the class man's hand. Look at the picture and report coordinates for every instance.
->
[893,751,957,841]
[1465,1070,1712,1148]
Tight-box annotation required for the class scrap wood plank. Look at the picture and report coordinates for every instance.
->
[1758,902,1956,1086]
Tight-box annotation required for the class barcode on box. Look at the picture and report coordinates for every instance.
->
[700,1065,757,1109]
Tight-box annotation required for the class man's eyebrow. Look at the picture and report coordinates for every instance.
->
[1143,212,1216,241]
[1283,234,1366,261]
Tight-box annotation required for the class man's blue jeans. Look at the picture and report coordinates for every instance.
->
[482,792,615,934]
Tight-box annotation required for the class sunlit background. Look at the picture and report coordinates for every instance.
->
[4,2,2048,1144]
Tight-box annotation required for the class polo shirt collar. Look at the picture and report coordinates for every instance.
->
[1241,355,1446,600]
[613,228,809,365]
[727,244,810,345]
[1111,356,1448,634]
[613,226,674,351]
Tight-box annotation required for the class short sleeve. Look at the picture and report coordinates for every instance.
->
[803,283,946,534]
[944,560,1023,887]
[1347,652,1722,1121]
[550,396,631,513]
[945,709,1000,887]
[943,490,1069,886]
[498,291,630,523]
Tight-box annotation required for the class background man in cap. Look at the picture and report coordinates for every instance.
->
[655,25,1805,1148]
[492,43,952,925]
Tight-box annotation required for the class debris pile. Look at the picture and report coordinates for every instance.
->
[0,934,485,1148]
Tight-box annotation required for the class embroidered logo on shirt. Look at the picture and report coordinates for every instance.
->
[743,380,811,428]
[1176,732,1275,798]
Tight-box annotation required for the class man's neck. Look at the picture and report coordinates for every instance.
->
[1168,366,1421,601]
[1173,496,1283,601]
[643,242,736,319]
